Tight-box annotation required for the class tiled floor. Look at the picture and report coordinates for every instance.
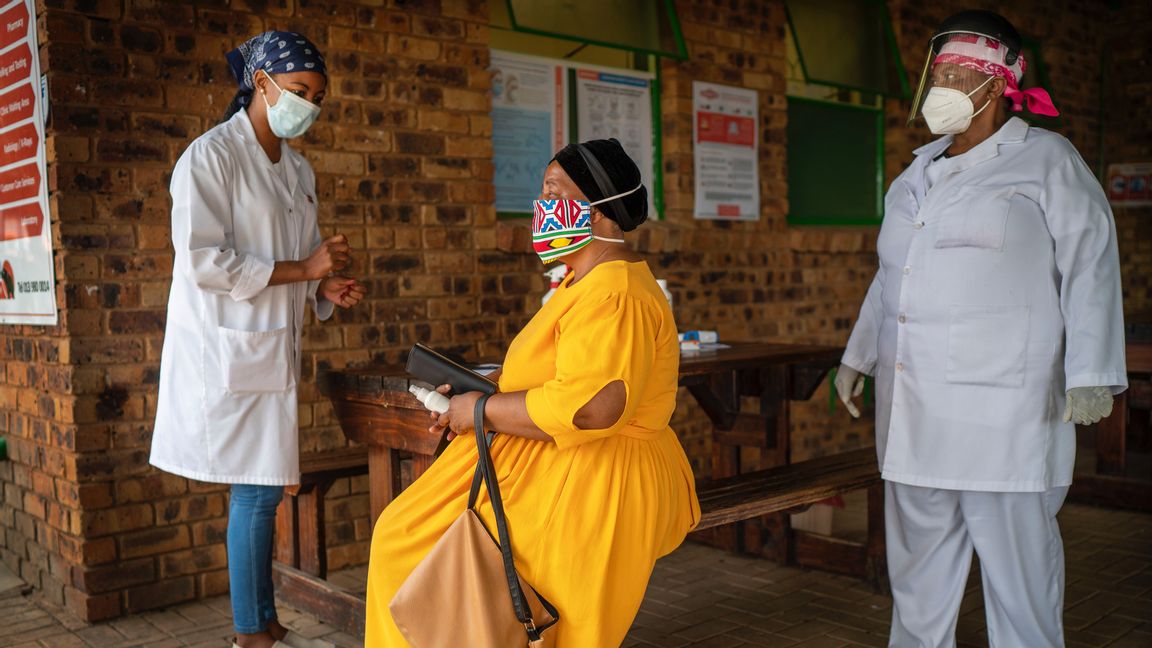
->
[0,502,1148,647]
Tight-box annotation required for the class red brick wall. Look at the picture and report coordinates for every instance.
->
[1101,2,1152,316]
[0,0,1144,622]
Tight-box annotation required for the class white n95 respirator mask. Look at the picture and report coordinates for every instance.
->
[921,75,995,135]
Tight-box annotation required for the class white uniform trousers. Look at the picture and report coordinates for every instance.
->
[885,481,1069,648]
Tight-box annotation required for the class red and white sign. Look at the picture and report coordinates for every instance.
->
[0,200,40,241]
[0,120,35,166]
[0,42,31,87]
[1107,163,1152,207]
[0,82,35,128]
[696,112,756,147]
[692,81,759,221]
[0,0,55,324]
[0,1,29,52]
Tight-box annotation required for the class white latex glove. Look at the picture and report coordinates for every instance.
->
[1063,386,1114,425]
[834,363,866,419]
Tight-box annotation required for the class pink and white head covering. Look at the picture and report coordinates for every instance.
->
[934,33,1059,116]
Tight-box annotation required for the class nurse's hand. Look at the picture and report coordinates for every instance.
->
[1063,386,1114,425]
[304,234,352,278]
[319,275,366,308]
[834,363,865,419]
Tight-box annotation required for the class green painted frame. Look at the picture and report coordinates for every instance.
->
[785,95,885,226]
[504,0,688,60]
[785,0,911,99]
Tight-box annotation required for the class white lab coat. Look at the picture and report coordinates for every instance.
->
[150,110,333,486]
[843,117,1127,492]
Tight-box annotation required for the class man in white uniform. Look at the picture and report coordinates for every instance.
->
[835,11,1127,648]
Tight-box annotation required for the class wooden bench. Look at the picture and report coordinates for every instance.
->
[696,446,887,590]
[274,446,370,579]
[272,445,884,637]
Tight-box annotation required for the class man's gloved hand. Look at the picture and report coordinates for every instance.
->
[1063,386,1114,425]
[834,363,866,419]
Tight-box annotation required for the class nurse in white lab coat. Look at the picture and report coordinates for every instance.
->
[149,32,365,648]
[835,12,1126,648]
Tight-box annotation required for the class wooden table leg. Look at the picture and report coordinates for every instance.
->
[297,482,332,578]
[274,492,299,568]
[409,453,436,484]
[369,446,398,524]
[751,366,790,561]
[1096,390,1128,476]
[866,482,889,594]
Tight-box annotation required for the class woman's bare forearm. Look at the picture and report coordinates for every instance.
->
[483,391,553,442]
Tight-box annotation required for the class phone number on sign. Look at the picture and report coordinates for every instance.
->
[17,280,49,293]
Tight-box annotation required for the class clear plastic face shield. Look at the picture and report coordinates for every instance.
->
[907,31,1010,126]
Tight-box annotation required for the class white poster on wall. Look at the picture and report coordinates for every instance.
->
[0,0,55,324]
[490,50,567,214]
[692,81,759,221]
[573,66,655,216]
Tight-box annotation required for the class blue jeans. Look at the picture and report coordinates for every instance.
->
[228,484,284,634]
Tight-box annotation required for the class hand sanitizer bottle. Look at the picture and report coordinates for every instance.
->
[656,279,673,307]
[409,385,450,414]
[541,263,569,306]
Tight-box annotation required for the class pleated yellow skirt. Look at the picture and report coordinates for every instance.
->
[364,427,699,647]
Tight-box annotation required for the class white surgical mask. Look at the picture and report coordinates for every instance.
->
[261,74,321,139]
[921,75,995,135]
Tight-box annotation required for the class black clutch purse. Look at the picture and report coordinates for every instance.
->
[405,343,498,396]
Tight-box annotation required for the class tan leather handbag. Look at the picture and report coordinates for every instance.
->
[390,394,559,647]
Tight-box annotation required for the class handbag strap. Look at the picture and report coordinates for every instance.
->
[468,394,543,641]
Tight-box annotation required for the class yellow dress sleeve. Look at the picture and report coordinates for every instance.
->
[525,291,661,450]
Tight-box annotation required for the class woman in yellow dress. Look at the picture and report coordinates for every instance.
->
[364,139,700,646]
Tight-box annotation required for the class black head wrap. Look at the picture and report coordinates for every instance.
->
[552,138,648,232]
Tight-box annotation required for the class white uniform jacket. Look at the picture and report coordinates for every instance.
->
[150,110,333,486]
[843,117,1127,492]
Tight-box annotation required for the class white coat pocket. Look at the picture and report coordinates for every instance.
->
[945,305,1029,387]
[217,325,294,393]
[934,186,1014,250]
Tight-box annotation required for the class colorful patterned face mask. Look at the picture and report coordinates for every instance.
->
[531,182,641,262]
[532,199,592,262]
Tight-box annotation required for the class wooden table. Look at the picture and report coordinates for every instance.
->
[1070,312,1152,511]
[320,342,845,529]
[675,343,845,557]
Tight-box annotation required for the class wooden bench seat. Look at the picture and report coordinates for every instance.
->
[274,446,369,579]
[273,445,885,636]
[696,447,886,589]
[697,447,879,529]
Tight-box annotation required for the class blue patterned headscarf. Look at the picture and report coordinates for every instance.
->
[223,31,326,119]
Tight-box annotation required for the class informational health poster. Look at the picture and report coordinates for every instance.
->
[1106,163,1152,207]
[491,51,567,214]
[692,81,759,221]
[573,66,655,215]
[0,0,54,324]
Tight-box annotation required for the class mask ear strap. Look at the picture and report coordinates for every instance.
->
[575,144,635,231]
